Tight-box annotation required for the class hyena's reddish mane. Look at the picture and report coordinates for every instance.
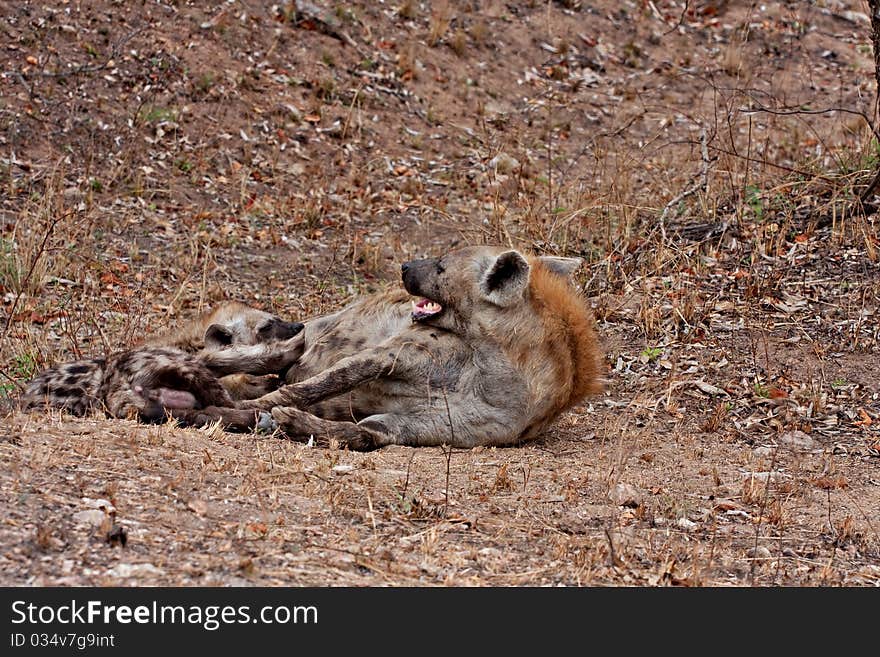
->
[527,258,604,407]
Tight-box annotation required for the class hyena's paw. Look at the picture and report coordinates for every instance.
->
[337,433,379,452]
[236,398,269,411]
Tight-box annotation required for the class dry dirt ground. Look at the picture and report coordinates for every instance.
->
[1,1,879,586]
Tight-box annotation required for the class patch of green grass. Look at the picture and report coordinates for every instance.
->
[194,73,216,94]
[745,184,764,222]
[139,106,178,124]
[0,237,21,290]
[12,353,37,380]
[1,352,39,396]
[753,382,770,398]
[641,346,663,362]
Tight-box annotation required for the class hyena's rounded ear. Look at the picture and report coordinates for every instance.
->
[538,256,583,277]
[204,324,234,348]
[480,250,530,307]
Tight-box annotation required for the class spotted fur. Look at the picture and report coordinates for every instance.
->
[22,302,304,427]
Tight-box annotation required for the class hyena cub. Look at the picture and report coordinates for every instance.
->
[22,302,304,429]
[144,300,305,401]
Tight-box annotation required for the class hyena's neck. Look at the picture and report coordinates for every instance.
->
[527,263,603,404]
[477,262,601,412]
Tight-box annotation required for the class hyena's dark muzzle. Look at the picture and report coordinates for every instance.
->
[401,258,440,296]
[401,258,445,322]
[261,319,305,341]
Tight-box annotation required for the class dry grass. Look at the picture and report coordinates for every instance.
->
[427,1,453,47]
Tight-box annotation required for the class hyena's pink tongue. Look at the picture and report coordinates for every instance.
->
[411,298,443,321]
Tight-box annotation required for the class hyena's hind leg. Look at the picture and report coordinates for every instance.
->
[272,405,524,450]
[101,348,236,422]
[270,405,517,450]
[104,369,271,432]
[164,405,274,432]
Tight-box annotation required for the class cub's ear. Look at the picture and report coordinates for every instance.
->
[538,255,583,277]
[480,250,530,307]
[204,324,233,348]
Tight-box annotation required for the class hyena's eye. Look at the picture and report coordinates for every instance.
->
[435,260,445,275]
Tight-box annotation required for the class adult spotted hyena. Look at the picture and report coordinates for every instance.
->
[238,246,603,449]
[22,302,304,428]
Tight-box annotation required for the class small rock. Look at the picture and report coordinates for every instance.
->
[107,563,164,578]
[187,499,209,516]
[609,482,641,507]
[778,430,816,452]
[677,517,698,530]
[488,152,520,174]
[82,497,116,513]
[72,509,106,527]
[286,162,306,176]
[742,471,790,483]
[747,546,772,559]
[695,380,727,396]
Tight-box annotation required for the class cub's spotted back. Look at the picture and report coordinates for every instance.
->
[24,358,106,417]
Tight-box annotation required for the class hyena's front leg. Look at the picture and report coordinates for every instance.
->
[166,406,275,433]
[198,333,305,376]
[238,348,398,411]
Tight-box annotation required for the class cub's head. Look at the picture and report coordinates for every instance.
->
[401,246,582,331]
[203,302,304,349]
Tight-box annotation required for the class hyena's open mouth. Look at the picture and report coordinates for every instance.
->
[411,298,443,322]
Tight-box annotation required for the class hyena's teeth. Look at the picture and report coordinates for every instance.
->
[413,299,442,312]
